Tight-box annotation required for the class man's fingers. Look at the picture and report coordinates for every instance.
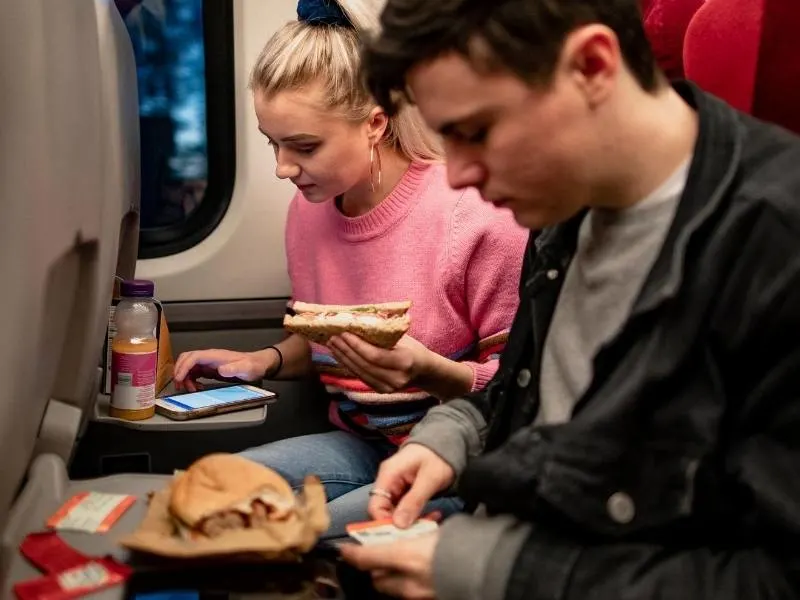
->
[423,511,443,523]
[368,494,395,521]
[339,542,405,572]
[370,461,415,520]
[393,476,443,529]
[366,480,402,520]
[372,573,410,599]
[373,573,428,600]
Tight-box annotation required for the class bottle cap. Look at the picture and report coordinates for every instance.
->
[120,279,155,298]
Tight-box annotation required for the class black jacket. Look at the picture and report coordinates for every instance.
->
[457,82,800,599]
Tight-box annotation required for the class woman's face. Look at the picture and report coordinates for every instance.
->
[253,82,380,202]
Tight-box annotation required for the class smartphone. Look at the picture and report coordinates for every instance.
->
[154,384,277,421]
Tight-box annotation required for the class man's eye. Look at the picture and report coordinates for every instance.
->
[465,128,488,144]
[449,128,488,146]
[296,146,318,155]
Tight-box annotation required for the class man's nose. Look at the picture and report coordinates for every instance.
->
[446,154,487,192]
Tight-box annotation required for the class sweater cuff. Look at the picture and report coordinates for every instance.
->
[433,514,532,600]
[465,358,499,392]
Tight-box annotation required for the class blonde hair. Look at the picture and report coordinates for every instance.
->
[249,0,443,164]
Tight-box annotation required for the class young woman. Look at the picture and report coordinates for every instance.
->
[173,0,528,536]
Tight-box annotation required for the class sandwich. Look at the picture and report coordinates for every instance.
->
[169,453,298,539]
[283,300,411,349]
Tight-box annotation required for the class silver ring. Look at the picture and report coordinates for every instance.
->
[368,488,394,501]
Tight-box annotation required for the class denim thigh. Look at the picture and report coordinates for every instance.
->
[239,430,390,501]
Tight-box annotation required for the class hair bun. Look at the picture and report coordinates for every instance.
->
[297,0,351,26]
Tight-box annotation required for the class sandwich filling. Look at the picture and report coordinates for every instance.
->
[296,310,403,324]
[172,487,296,540]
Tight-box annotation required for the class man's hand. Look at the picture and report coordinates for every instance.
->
[369,445,455,528]
[173,349,274,392]
[340,533,439,600]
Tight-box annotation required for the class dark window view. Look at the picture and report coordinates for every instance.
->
[116,0,208,230]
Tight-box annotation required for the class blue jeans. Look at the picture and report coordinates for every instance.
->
[239,430,463,539]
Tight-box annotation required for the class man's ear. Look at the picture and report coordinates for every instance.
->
[560,24,620,107]
[366,106,390,145]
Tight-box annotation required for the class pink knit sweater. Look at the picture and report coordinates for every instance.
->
[285,162,528,444]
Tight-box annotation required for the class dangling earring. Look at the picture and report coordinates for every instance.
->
[369,144,383,193]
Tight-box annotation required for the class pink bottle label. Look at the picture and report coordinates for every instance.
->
[110,350,157,411]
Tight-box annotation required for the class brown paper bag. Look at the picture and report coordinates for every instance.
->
[155,309,174,395]
[119,475,330,561]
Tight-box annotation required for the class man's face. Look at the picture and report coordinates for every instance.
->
[407,48,599,230]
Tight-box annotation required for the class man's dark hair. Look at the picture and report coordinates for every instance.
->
[363,0,661,114]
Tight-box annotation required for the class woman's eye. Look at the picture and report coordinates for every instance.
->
[296,146,318,155]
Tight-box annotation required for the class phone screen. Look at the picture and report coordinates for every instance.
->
[159,385,273,412]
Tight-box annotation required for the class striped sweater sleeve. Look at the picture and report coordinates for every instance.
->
[446,193,529,391]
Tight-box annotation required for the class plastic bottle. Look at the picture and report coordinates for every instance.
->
[110,279,159,420]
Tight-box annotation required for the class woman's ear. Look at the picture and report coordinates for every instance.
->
[365,106,390,145]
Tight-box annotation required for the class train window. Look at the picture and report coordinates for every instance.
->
[117,0,236,259]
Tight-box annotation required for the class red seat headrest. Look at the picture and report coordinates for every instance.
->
[642,0,704,81]
[684,0,800,135]
[683,0,764,114]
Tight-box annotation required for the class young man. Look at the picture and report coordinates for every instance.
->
[339,0,800,599]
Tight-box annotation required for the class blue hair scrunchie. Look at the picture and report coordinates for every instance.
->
[297,0,350,26]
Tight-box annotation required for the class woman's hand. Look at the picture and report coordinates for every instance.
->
[173,348,276,392]
[327,334,473,398]
[327,334,432,393]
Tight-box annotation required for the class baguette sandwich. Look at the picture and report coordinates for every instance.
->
[169,454,297,540]
[283,300,411,349]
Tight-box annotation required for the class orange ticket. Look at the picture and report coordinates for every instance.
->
[346,516,438,545]
[47,492,136,534]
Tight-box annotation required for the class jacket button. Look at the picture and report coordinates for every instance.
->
[607,492,635,524]
[546,269,559,280]
[516,369,532,388]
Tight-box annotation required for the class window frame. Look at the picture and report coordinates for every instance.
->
[137,0,236,259]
